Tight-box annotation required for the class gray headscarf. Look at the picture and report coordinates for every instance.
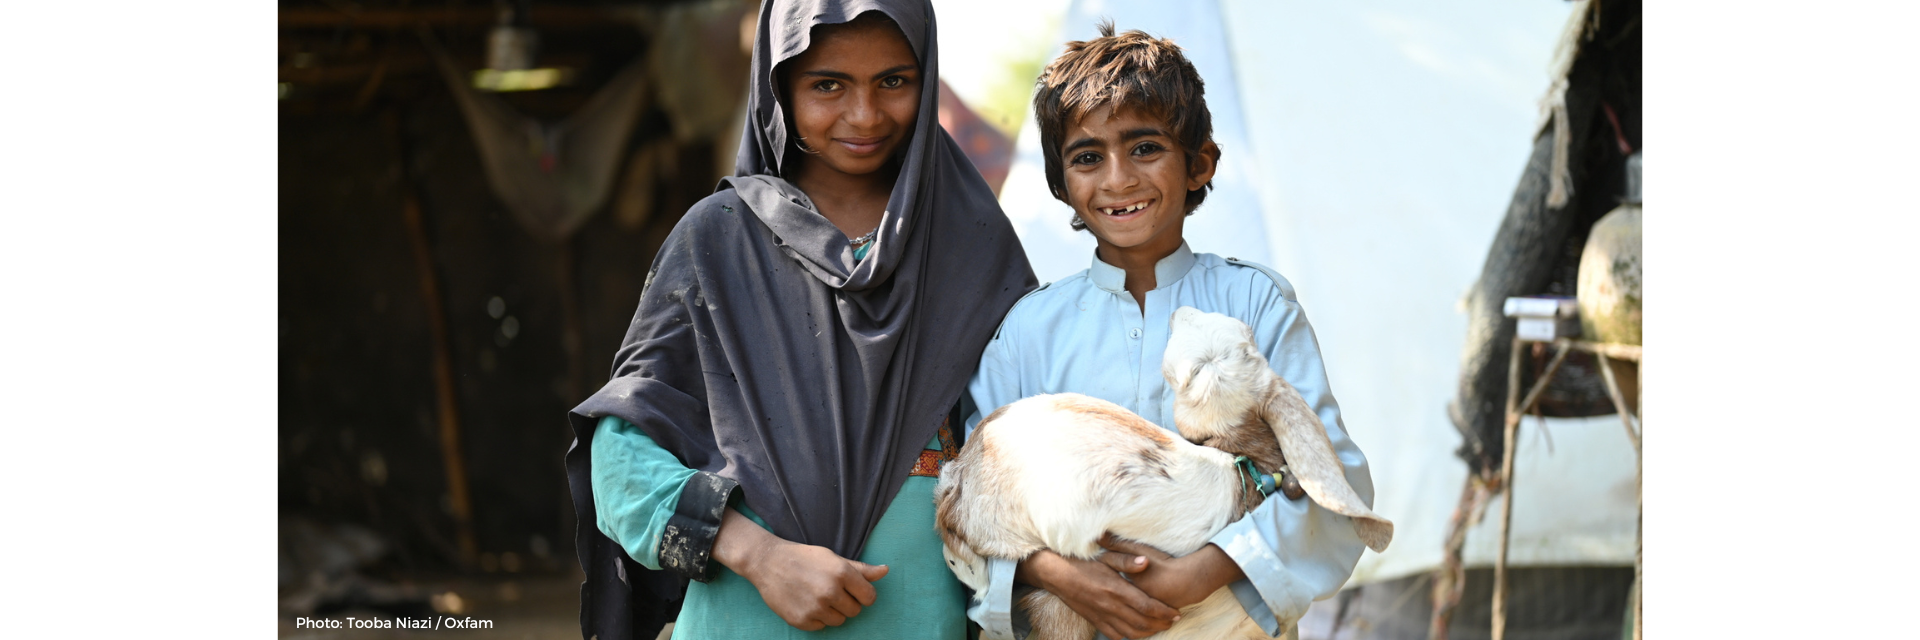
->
[566,2,1034,633]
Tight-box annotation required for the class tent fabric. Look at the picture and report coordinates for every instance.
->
[426,35,651,241]
[994,0,1272,284]
[993,0,1632,589]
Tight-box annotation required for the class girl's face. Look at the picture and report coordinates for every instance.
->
[783,16,921,178]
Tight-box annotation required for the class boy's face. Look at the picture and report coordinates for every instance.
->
[1060,105,1217,267]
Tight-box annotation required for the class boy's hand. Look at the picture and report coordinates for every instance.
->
[715,508,889,630]
[1098,534,1245,610]
[1017,548,1179,639]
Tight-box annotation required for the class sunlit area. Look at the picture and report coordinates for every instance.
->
[277,1,1638,638]
[471,67,577,91]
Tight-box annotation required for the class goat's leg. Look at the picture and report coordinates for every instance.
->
[1020,590,1098,640]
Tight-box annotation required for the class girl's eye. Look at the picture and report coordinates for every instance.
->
[813,79,842,93]
[1132,141,1165,157]
[880,76,905,89]
[1070,152,1101,166]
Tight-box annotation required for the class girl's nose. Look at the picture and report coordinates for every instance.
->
[844,90,883,129]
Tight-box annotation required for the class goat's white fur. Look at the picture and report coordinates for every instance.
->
[934,307,1392,640]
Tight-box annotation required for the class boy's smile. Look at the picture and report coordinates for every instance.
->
[1061,106,1217,274]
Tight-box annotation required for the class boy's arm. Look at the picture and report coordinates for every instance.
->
[1207,286,1374,634]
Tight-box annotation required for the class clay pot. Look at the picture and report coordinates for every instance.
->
[1577,204,1641,346]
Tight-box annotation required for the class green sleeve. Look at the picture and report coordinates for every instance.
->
[589,415,700,571]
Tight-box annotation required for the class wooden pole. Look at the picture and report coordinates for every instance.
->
[1491,337,1523,640]
[1512,342,1573,422]
[555,239,584,407]
[1632,354,1643,640]
[1428,470,1496,640]
[1493,339,1571,640]
[1594,352,1639,453]
[1592,350,1644,639]
[391,109,479,566]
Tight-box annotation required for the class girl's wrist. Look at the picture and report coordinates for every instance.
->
[713,508,775,580]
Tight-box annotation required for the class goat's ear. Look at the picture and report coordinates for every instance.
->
[1183,360,1213,405]
[1260,372,1395,553]
[1162,360,1193,392]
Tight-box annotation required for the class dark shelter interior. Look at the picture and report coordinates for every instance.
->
[279,0,757,631]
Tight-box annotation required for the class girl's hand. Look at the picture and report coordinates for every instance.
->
[1097,534,1245,610]
[1017,549,1179,639]
[713,508,889,630]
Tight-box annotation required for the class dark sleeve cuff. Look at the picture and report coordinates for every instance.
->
[655,470,741,582]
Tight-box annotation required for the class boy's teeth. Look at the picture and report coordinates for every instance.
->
[1102,201,1148,215]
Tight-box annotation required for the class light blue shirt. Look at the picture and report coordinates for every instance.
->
[962,242,1375,639]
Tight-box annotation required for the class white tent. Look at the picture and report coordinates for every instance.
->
[989,0,1633,587]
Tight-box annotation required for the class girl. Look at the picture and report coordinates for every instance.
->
[565,1,1034,639]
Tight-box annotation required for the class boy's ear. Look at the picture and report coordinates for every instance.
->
[1186,140,1221,192]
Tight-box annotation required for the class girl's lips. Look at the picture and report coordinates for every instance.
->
[835,136,887,155]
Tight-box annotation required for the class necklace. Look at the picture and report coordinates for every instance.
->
[849,227,878,249]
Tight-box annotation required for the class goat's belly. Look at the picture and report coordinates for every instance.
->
[1147,587,1267,640]
[1098,460,1242,557]
[990,398,1243,560]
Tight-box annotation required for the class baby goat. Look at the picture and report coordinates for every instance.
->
[933,307,1392,640]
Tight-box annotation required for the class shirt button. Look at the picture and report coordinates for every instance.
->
[1129,328,1142,339]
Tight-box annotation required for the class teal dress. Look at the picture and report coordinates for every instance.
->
[590,417,967,640]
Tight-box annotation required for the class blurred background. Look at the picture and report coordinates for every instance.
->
[278,0,1639,638]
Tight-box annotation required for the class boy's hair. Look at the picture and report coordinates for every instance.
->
[1033,21,1217,230]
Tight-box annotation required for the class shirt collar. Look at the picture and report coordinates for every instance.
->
[1088,241,1197,294]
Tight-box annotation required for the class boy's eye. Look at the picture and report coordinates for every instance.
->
[813,79,842,93]
[880,76,906,89]
[1131,141,1165,157]
[1070,151,1101,166]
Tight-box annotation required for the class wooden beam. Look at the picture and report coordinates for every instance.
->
[1595,352,1640,453]
[389,109,479,566]
[1564,338,1641,362]
[279,6,643,30]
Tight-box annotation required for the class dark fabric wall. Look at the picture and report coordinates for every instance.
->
[280,62,721,572]
[1300,568,1635,640]
[1451,0,1641,474]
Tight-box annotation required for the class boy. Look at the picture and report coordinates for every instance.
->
[963,23,1376,640]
